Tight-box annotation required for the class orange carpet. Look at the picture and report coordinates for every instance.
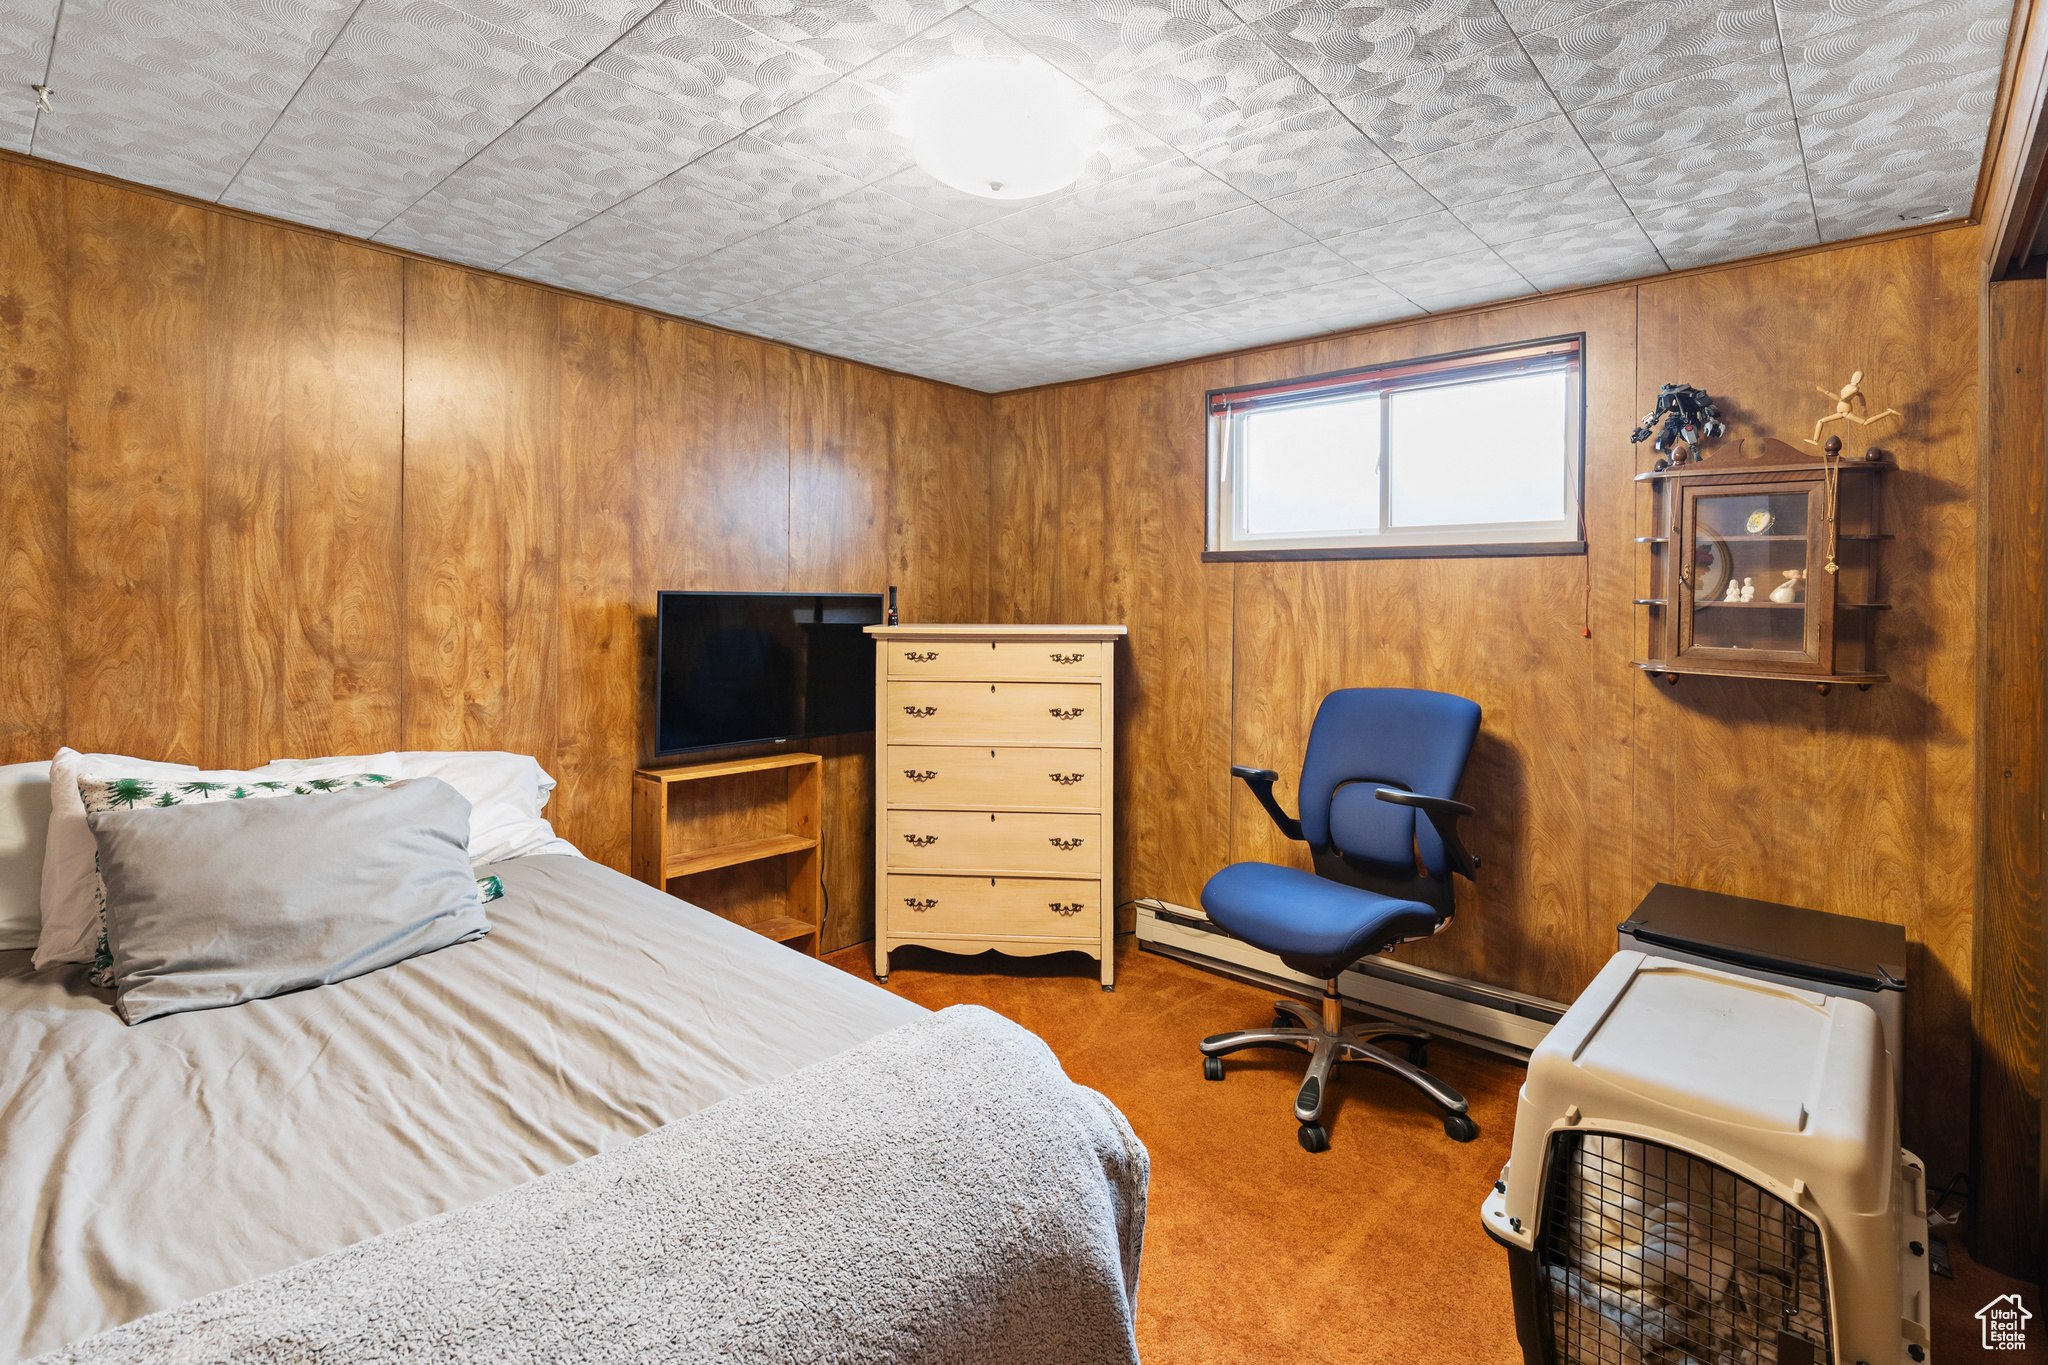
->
[827,935,2042,1362]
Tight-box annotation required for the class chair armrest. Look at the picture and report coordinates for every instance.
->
[1374,789,1481,878]
[1231,765,1303,842]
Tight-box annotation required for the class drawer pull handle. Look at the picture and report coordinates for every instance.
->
[1049,902,1085,916]
[1050,652,1085,665]
[903,705,938,718]
[904,897,938,911]
[904,769,939,783]
[904,651,938,663]
[1048,837,1085,851]
[904,834,938,848]
[1048,707,1085,720]
[1049,772,1085,785]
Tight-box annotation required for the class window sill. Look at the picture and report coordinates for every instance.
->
[1201,541,1588,563]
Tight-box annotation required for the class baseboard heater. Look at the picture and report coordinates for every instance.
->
[1136,899,1565,1060]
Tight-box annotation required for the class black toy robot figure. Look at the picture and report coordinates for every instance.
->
[1630,383,1726,468]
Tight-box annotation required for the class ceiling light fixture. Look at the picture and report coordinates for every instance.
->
[900,59,1094,201]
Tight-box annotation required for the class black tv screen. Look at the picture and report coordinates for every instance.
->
[655,591,883,757]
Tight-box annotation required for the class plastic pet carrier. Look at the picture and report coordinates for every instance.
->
[1481,951,1932,1365]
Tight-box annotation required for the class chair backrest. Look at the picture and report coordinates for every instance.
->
[1298,688,1481,879]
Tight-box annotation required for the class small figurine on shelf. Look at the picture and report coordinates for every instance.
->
[1632,383,1727,467]
[1806,372,1899,447]
[1739,577,1756,602]
[1769,570,1805,604]
[1722,579,1742,603]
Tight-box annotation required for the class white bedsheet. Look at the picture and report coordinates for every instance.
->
[0,855,925,1362]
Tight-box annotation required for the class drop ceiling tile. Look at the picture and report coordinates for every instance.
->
[793,182,964,253]
[881,228,1054,281]
[1522,0,1780,111]
[871,282,1035,334]
[589,0,839,126]
[1337,37,1562,160]
[972,0,1240,85]
[1185,103,1390,198]
[975,156,1251,256]
[932,257,1110,310]
[1787,11,2005,117]
[1492,0,1615,34]
[1322,205,1485,269]
[473,68,740,184]
[377,137,679,268]
[1492,214,1663,288]
[0,5,52,152]
[664,131,868,218]
[863,165,1036,227]
[1250,0,1511,98]
[1174,240,1367,297]
[1262,160,1442,237]
[1799,68,1997,176]
[841,7,1038,97]
[1091,25,1326,152]
[1807,141,1980,240]
[1412,279,1528,310]
[699,0,966,73]
[1129,201,1319,269]
[621,220,882,314]
[507,171,781,291]
[1450,169,1629,245]
[1572,53,1793,166]
[30,53,283,198]
[322,0,585,111]
[1371,245,1529,303]
[436,0,665,60]
[1027,290,1184,331]
[1633,174,1817,268]
[52,0,344,106]
[1185,270,1411,332]
[1603,117,1805,212]
[749,76,914,181]
[1401,113,1600,206]
[1772,0,1989,45]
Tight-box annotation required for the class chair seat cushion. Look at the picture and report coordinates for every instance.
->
[1200,862,1439,979]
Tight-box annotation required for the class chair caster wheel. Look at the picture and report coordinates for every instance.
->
[875,976,888,984]
[1298,1123,1330,1153]
[1203,1056,1224,1081]
[1102,984,1114,992]
[1444,1113,1478,1143]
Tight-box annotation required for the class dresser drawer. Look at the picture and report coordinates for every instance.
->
[886,746,1102,810]
[885,810,1101,874]
[886,682,1101,745]
[888,875,1100,940]
[888,639,1109,681]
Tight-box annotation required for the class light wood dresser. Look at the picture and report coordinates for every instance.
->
[865,624,1126,990]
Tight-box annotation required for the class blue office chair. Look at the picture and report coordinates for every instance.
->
[1199,688,1483,1153]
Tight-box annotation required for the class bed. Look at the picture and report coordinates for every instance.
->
[0,851,1148,1363]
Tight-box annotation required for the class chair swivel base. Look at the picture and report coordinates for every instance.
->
[1199,996,1478,1151]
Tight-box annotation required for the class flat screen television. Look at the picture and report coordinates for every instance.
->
[654,591,884,757]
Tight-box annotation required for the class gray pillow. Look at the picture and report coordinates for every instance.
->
[88,778,491,1025]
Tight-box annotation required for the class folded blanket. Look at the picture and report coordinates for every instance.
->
[32,1005,1148,1365]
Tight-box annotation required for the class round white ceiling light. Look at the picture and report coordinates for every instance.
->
[901,59,1095,200]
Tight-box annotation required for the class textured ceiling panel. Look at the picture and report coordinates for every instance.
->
[11,0,2011,390]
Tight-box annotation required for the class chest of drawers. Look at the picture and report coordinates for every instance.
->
[866,624,1125,990]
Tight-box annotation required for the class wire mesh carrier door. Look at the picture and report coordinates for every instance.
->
[1532,1131,1832,1365]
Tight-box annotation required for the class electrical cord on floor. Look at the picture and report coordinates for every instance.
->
[1927,1172,1970,1228]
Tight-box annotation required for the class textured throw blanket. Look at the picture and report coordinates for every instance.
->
[32,1006,1148,1365]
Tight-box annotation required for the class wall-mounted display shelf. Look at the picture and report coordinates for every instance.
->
[1633,439,1892,694]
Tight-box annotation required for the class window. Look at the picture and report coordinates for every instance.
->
[1206,337,1585,559]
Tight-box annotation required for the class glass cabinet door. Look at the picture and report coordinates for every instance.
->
[1679,483,1822,665]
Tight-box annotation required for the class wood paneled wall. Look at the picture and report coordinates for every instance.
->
[0,155,988,954]
[990,226,1989,1182]
[1980,276,2046,1276]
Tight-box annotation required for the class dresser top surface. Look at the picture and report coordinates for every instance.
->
[866,624,1126,639]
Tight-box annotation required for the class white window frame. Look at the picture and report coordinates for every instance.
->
[1205,336,1586,561]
